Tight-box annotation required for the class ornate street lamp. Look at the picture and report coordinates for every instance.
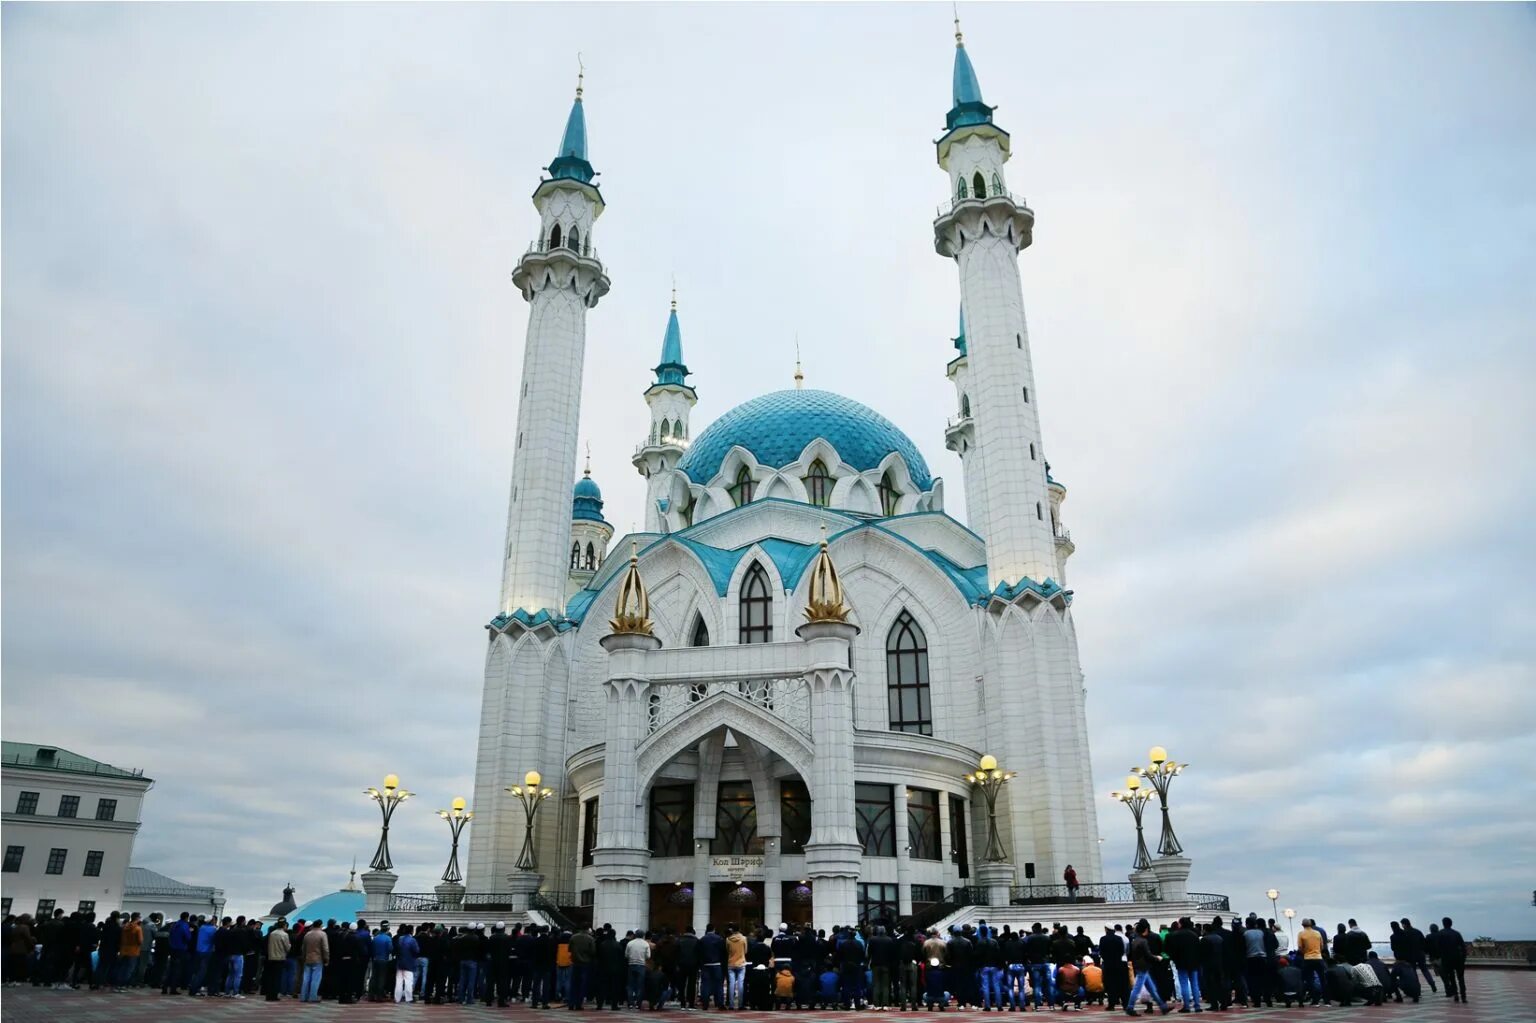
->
[436,796,474,884]
[1109,774,1154,871]
[1266,888,1280,921]
[1131,746,1186,857]
[1283,907,1296,949]
[364,774,414,871]
[507,770,555,871]
[964,754,1017,864]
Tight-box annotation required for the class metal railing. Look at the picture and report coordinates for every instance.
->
[935,191,1030,218]
[900,885,986,932]
[1007,882,1157,906]
[1190,892,1231,911]
[385,892,523,914]
[530,891,591,931]
[1054,528,1073,543]
[3,752,145,779]
[523,240,600,262]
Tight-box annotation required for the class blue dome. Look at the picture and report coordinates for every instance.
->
[573,472,607,523]
[288,888,363,925]
[678,389,933,491]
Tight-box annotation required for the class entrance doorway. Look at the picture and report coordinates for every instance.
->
[649,883,694,934]
[709,881,763,933]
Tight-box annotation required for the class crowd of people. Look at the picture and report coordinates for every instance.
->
[2,906,1472,1015]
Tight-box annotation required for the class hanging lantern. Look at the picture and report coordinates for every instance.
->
[786,883,813,905]
[667,885,695,906]
[726,884,759,905]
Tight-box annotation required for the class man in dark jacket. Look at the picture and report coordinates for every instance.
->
[1097,926,1127,1012]
[1163,918,1201,1012]
[597,926,627,1010]
[1025,924,1053,1009]
[1398,918,1437,993]
[698,926,726,1010]
[569,927,597,1010]
[1437,918,1467,1003]
[947,926,974,1009]
[1126,923,1167,1017]
[531,924,556,1008]
[794,923,819,1008]
[487,923,512,1006]
[868,925,897,1009]
[1198,922,1227,1010]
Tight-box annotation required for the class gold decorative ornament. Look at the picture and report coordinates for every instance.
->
[803,525,851,623]
[609,541,654,635]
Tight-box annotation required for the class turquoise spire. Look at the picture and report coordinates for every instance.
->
[953,304,968,356]
[548,65,595,183]
[653,290,690,387]
[946,16,995,131]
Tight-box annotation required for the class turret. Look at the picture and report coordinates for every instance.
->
[633,291,697,532]
[569,457,615,595]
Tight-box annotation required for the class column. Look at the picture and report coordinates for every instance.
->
[692,839,712,934]
[593,633,659,933]
[894,785,913,917]
[796,620,861,930]
[763,836,783,929]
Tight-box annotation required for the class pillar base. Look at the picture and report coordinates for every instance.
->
[506,870,543,915]
[360,870,397,917]
[593,846,651,934]
[976,861,1015,910]
[434,882,466,910]
[1148,856,1192,903]
[1129,868,1160,901]
[805,841,861,931]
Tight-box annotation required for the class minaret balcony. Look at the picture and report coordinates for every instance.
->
[944,413,975,454]
[512,241,610,303]
[933,192,1035,257]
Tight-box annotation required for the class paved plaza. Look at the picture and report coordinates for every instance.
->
[3,977,1534,1023]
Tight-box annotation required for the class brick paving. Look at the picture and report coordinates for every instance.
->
[3,976,1534,1023]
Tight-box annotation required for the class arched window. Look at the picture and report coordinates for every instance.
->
[730,466,755,507]
[1022,386,1029,403]
[992,172,1004,197]
[1037,502,1044,520]
[1029,442,1036,460]
[960,394,971,418]
[569,227,580,253]
[803,459,832,507]
[570,542,582,570]
[957,177,968,199]
[659,418,671,440]
[680,494,696,527]
[585,542,596,570]
[690,614,710,647]
[886,610,933,735]
[973,172,986,199]
[549,223,562,250]
[877,470,900,517]
[739,562,772,644]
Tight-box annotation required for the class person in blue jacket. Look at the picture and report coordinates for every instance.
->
[163,913,192,995]
[369,924,394,1002]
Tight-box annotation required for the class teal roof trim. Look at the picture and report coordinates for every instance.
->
[947,44,995,130]
[954,305,967,355]
[565,589,597,624]
[655,307,690,386]
[677,389,933,490]
[487,607,575,632]
[549,99,595,183]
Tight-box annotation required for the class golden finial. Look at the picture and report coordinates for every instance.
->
[794,335,804,389]
[610,540,654,636]
[953,4,964,47]
[671,274,677,311]
[584,441,592,477]
[803,524,851,623]
[576,53,585,100]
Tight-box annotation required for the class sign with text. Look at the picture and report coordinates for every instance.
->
[708,855,765,881]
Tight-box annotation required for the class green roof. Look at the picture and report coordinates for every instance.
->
[2,741,148,781]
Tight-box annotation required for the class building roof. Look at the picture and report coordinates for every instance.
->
[573,470,607,524]
[548,97,595,184]
[676,389,933,490]
[946,40,996,131]
[653,304,690,386]
[124,866,219,898]
[2,741,149,782]
[288,888,365,925]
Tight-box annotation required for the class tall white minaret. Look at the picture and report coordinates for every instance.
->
[933,20,1057,589]
[632,291,696,532]
[500,71,612,613]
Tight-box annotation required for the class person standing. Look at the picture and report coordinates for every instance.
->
[1197,922,1227,1011]
[1437,917,1467,1003]
[96,911,121,991]
[163,913,192,994]
[1064,864,1080,903]
[1025,923,1054,1009]
[568,925,595,1010]
[1295,918,1326,1006]
[115,913,143,990]
[1099,925,1128,1012]
[1397,918,1438,993]
[868,924,896,1010]
[1243,915,1272,1008]
[263,920,290,1001]
[1163,918,1201,1013]
[395,925,420,1003]
[300,919,329,1002]
[725,924,748,1009]
[1125,922,1167,1017]
[921,928,949,1009]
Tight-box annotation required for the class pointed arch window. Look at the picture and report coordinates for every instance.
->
[739,562,772,644]
[569,227,581,253]
[886,610,933,735]
[659,418,671,440]
[570,542,582,570]
[957,177,968,199]
[691,614,710,648]
[681,494,696,527]
[960,394,971,418]
[992,172,1004,197]
[730,466,755,507]
[877,470,901,516]
[549,223,562,250]
[972,172,986,199]
[803,459,832,507]
[585,542,596,570]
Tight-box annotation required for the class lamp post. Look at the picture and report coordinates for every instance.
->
[507,770,555,872]
[1109,774,1155,871]
[436,797,474,884]
[1131,746,1186,857]
[964,754,1017,864]
[363,774,414,871]
[1266,888,1280,921]
[1283,907,1296,950]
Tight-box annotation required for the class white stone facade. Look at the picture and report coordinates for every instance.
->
[467,43,1105,934]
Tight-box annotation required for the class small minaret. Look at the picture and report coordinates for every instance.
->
[943,305,989,532]
[500,69,611,614]
[569,452,615,595]
[932,19,1056,589]
[632,290,696,532]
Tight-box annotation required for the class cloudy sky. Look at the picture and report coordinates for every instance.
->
[4,4,1534,938]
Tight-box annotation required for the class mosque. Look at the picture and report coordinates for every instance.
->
[466,25,1105,934]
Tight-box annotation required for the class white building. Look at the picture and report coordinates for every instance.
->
[466,29,1116,934]
[1,742,153,920]
[122,866,226,922]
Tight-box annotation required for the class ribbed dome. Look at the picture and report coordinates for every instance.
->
[678,389,932,490]
[573,473,607,523]
[574,476,601,500]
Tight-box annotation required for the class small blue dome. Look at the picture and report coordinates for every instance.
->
[288,888,363,925]
[678,389,933,491]
[573,472,607,523]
